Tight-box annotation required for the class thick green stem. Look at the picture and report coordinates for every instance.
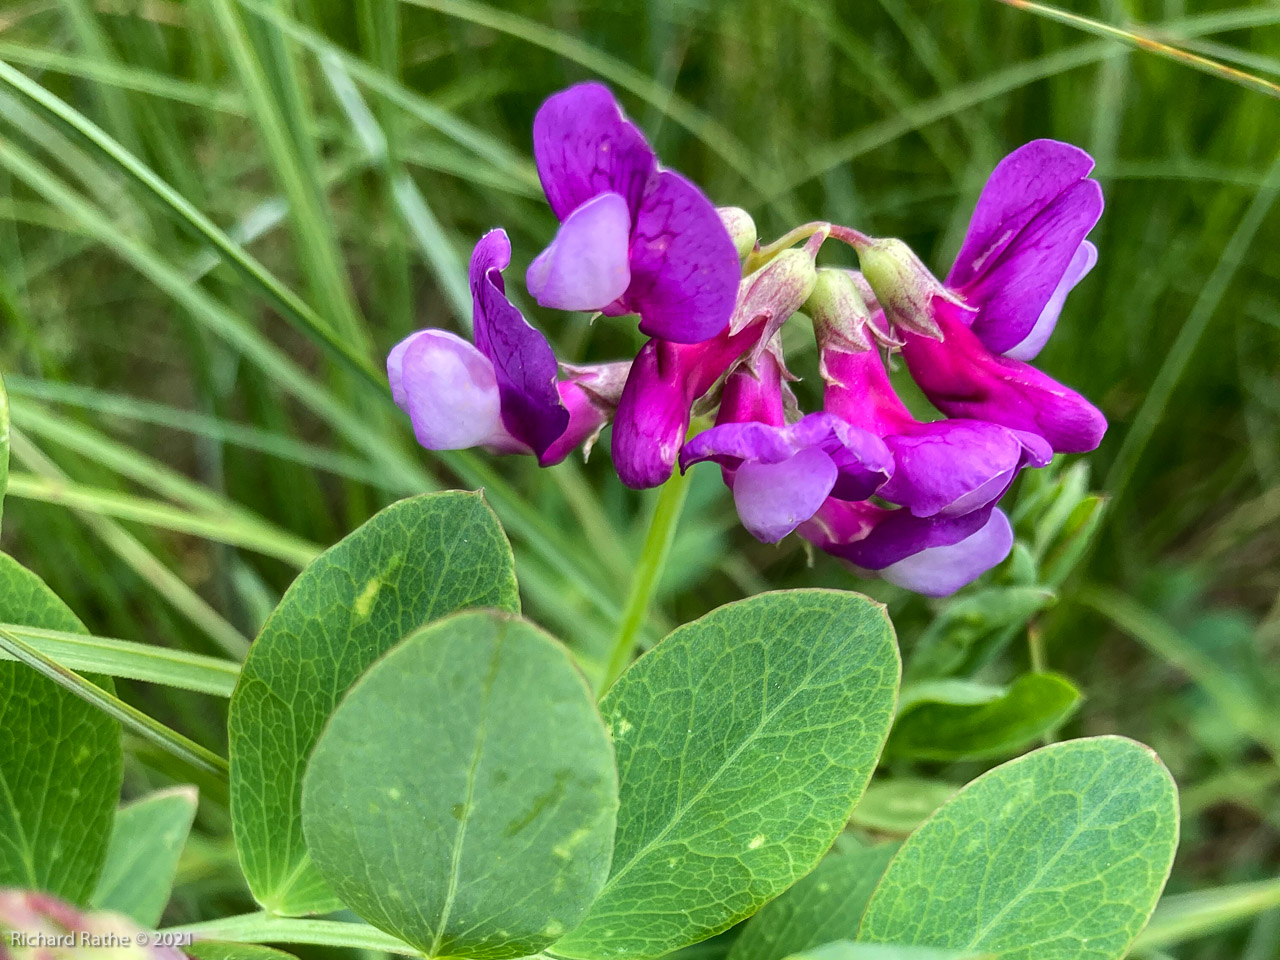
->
[598,468,693,695]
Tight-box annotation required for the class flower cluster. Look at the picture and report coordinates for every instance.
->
[389,82,1106,597]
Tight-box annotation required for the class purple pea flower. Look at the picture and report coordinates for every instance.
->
[611,247,820,489]
[811,270,1050,519]
[856,140,1106,453]
[528,82,741,343]
[389,229,626,466]
[678,347,892,543]
[799,497,1014,598]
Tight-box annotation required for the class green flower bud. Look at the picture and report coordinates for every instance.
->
[731,247,818,336]
[718,206,757,261]
[806,267,875,353]
[854,237,967,340]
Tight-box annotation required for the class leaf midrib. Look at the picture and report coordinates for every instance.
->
[598,616,876,900]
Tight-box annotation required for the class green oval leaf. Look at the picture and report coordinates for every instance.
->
[229,491,519,916]
[91,785,198,926]
[555,589,900,960]
[727,842,900,960]
[789,943,992,960]
[301,610,617,960]
[860,736,1179,960]
[0,552,122,902]
[886,673,1082,761]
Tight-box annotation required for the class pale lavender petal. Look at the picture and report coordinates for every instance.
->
[881,509,1014,597]
[963,179,1104,354]
[733,448,840,543]
[526,191,632,311]
[948,139,1096,290]
[532,82,654,222]
[901,310,1107,454]
[1004,240,1098,361]
[680,412,892,500]
[878,421,1024,518]
[390,329,522,453]
[470,228,569,457]
[614,168,740,343]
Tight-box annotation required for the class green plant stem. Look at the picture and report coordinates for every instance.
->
[0,626,229,779]
[168,914,417,956]
[598,469,692,695]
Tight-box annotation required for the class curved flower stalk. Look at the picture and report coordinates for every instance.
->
[529,82,740,343]
[385,81,1109,598]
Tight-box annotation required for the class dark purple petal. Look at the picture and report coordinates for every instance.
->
[880,508,1014,597]
[901,309,1107,454]
[470,229,569,458]
[532,82,654,222]
[613,168,741,343]
[803,498,998,570]
[878,420,1024,518]
[526,191,632,311]
[1004,240,1097,361]
[964,179,1104,354]
[948,139,1096,291]
[540,380,608,466]
[388,329,524,453]
[733,448,840,543]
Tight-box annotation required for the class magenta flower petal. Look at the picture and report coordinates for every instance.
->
[901,310,1107,454]
[880,508,1014,597]
[532,82,654,222]
[1005,240,1098,361]
[733,448,840,543]
[612,168,741,343]
[527,191,632,311]
[878,421,1024,518]
[470,228,569,458]
[947,139,1096,291]
[387,329,523,453]
[611,324,767,488]
[963,178,1104,354]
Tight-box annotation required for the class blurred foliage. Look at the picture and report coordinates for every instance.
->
[0,0,1278,956]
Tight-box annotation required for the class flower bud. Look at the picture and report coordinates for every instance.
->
[718,206,757,261]
[730,248,818,337]
[806,268,876,353]
[853,237,971,340]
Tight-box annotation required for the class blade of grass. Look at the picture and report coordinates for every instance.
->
[993,0,1280,101]
[396,0,778,200]
[0,58,383,387]
[9,430,251,658]
[0,625,228,778]
[0,623,239,697]
[1077,585,1280,763]
[1106,148,1280,502]
[5,472,321,567]
[1135,879,1280,951]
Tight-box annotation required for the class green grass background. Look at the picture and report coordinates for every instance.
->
[0,0,1278,956]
